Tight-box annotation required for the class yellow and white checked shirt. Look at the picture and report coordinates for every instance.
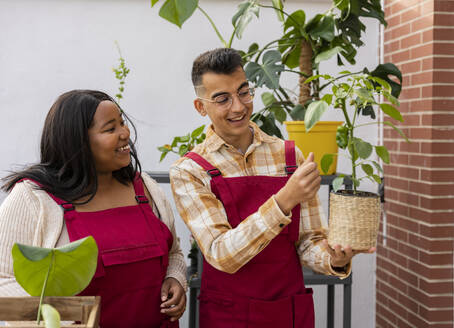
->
[170,122,350,278]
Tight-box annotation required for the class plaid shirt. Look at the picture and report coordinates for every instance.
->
[170,122,350,277]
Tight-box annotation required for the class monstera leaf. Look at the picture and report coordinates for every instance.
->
[245,50,285,89]
[232,0,260,39]
[153,0,198,28]
[12,236,98,297]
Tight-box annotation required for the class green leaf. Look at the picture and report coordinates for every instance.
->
[307,14,335,41]
[332,176,344,192]
[369,76,391,92]
[191,125,205,138]
[232,1,260,39]
[383,121,410,142]
[269,106,287,124]
[354,88,375,103]
[303,74,324,84]
[245,50,284,89]
[151,0,160,7]
[372,160,384,174]
[180,135,190,142]
[304,101,329,132]
[284,10,305,33]
[41,304,60,328]
[321,154,334,174]
[348,143,359,162]
[158,0,198,28]
[178,144,189,156]
[379,103,403,122]
[370,63,402,98]
[353,138,373,159]
[159,152,168,162]
[321,94,333,106]
[271,0,284,21]
[261,92,277,106]
[372,174,382,184]
[361,163,373,176]
[289,104,306,121]
[314,46,343,64]
[375,145,390,164]
[12,236,98,297]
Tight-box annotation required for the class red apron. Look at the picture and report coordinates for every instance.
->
[42,176,178,328]
[185,140,314,328]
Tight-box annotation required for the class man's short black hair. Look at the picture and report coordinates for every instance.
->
[191,48,244,87]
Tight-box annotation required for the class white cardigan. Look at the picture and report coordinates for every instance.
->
[0,172,187,296]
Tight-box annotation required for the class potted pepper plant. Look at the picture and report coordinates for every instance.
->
[303,71,409,249]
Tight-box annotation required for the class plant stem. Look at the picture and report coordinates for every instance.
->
[319,70,363,91]
[37,251,54,324]
[197,6,228,47]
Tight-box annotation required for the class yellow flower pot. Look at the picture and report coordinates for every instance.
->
[284,121,342,175]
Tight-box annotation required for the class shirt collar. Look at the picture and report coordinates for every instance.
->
[204,121,277,153]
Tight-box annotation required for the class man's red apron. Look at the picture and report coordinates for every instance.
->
[40,176,178,328]
[185,140,315,328]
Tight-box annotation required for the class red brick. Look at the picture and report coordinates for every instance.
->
[399,140,420,153]
[420,169,454,182]
[389,152,409,165]
[410,99,432,111]
[409,155,454,168]
[411,71,433,85]
[422,113,454,125]
[422,29,433,43]
[396,318,413,328]
[408,259,453,279]
[419,307,453,322]
[409,181,454,197]
[420,196,454,211]
[435,1,454,11]
[388,247,409,267]
[401,32,422,49]
[434,28,454,41]
[397,292,419,314]
[419,223,454,239]
[411,15,435,33]
[434,42,454,55]
[398,239,420,258]
[411,43,433,59]
[377,303,398,325]
[378,256,399,275]
[401,5,422,22]
[407,312,429,328]
[392,23,412,39]
[392,49,411,63]
[419,279,454,294]
[409,233,453,252]
[433,100,454,112]
[388,297,409,319]
[387,14,401,28]
[397,166,419,180]
[419,249,453,266]
[421,142,454,154]
[402,113,421,125]
[431,85,454,97]
[401,86,421,99]
[435,13,454,26]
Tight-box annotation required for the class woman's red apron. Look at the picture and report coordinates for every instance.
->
[42,176,178,328]
[185,140,315,328]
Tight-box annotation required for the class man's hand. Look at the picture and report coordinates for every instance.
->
[323,240,376,268]
[160,277,186,322]
[275,152,321,214]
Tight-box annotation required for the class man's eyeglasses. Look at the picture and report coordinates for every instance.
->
[198,86,255,110]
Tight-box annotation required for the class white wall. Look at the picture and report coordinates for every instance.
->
[0,1,380,327]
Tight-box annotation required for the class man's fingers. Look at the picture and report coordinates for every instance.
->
[303,152,314,164]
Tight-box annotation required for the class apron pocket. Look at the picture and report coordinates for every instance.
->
[198,290,234,328]
[247,296,292,328]
[293,288,315,328]
[101,243,164,266]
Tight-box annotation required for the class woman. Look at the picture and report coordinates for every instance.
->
[0,90,186,327]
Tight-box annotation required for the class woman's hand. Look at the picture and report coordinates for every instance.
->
[160,277,186,322]
[323,240,376,269]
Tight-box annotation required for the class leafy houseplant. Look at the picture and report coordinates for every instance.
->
[0,236,99,327]
[303,71,409,249]
[153,0,402,176]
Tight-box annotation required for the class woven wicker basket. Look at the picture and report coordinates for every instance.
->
[328,190,381,250]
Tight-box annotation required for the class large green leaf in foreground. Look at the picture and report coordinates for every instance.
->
[12,236,98,297]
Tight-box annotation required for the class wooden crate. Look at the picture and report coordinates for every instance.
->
[0,296,100,327]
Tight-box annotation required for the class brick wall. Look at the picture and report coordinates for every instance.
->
[377,0,454,327]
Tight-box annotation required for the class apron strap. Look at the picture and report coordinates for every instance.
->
[132,173,150,204]
[184,152,242,224]
[17,178,75,212]
[284,140,297,176]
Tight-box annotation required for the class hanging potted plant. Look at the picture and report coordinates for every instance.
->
[303,70,408,249]
[0,236,99,327]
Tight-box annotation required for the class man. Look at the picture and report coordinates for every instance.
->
[170,48,372,327]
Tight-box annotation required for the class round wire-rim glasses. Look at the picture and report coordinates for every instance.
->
[197,86,255,110]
